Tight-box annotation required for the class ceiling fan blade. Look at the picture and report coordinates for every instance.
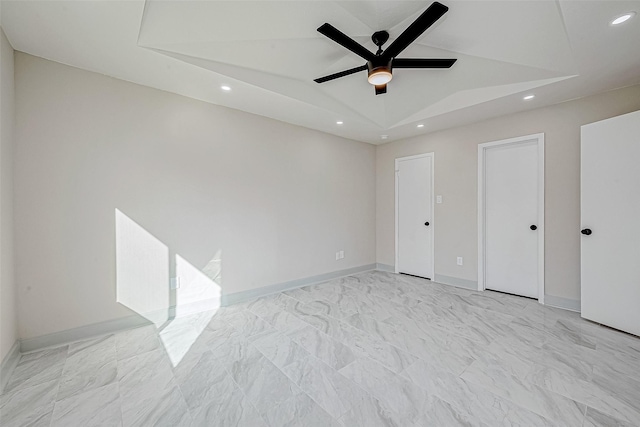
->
[393,58,457,68]
[314,65,368,83]
[382,2,448,60]
[375,84,387,95]
[317,23,376,61]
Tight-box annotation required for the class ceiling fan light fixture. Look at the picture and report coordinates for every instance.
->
[368,67,393,85]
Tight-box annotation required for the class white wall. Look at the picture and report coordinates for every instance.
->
[14,53,376,340]
[0,28,16,362]
[377,84,640,302]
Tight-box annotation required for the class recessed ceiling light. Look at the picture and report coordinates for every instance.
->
[220,85,231,91]
[611,12,636,26]
[417,124,424,128]
[523,94,535,100]
[336,121,343,125]
[381,135,389,140]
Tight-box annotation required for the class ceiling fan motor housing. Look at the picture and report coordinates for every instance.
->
[367,58,393,74]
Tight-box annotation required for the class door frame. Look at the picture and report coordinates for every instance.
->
[395,152,435,279]
[477,133,545,304]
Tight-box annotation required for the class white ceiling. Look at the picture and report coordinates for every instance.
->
[2,1,640,144]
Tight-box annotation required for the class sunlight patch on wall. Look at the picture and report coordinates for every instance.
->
[175,252,222,318]
[115,209,222,366]
[202,250,222,286]
[161,254,222,365]
[115,209,169,327]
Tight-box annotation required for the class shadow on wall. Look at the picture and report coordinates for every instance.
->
[114,209,221,366]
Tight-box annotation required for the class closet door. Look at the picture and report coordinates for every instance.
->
[396,153,434,279]
[484,140,539,297]
[478,134,544,301]
[581,110,640,336]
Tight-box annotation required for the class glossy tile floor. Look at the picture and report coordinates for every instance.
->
[2,271,640,426]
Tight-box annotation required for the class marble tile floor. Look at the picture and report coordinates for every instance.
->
[2,270,640,426]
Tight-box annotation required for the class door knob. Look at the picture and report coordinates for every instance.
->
[530,225,537,230]
[424,222,430,226]
[581,228,592,235]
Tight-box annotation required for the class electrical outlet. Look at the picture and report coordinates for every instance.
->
[457,257,463,266]
[170,277,181,290]
[436,195,443,204]
[339,250,344,259]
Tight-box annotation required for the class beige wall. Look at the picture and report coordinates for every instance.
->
[377,84,640,301]
[1,28,16,361]
[10,49,640,341]
[14,53,376,340]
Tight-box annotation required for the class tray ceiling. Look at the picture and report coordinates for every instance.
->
[2,1,640,144]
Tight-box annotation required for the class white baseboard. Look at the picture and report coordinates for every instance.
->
[375,263,395,272]
[544,294,581,312]
[170,297,221,319]
[374,266,478,292]
[433,274,478,291]
[11,266,583,356]
[19,265,376,353]
[221,263,377,306]
[20,315,152,354]
[1,340,21,394]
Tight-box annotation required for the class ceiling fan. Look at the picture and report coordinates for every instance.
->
[314,1,456,95]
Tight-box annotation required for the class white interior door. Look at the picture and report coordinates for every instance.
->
[481,137,542,298]
[396,154,434,279]
[581,110,640,336]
